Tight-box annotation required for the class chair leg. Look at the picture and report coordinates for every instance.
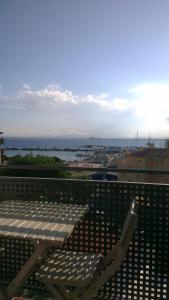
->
[42,281,82,300]
[79,255,124,300]
[43,281,66,300]
[0,291,6,300]
[68,287,82,300]
[6,242,49,299]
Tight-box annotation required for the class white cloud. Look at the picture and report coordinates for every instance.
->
[1,85,110,113]
[85,94,129,111]
[1,82,169,137]
[128,83,169,135]
[17,84,78,104]
[14,84,131,113]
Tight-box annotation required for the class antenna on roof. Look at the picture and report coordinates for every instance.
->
[148,134,151,145]
[147,134,151,147]
[147,133,155,149]
[136,131,138,148]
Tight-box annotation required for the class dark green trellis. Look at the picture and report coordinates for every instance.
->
[0,177,168,300]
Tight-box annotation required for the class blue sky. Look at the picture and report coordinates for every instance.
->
[1,0,169,137]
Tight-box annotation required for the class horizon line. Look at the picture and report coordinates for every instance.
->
[3,135,168,140]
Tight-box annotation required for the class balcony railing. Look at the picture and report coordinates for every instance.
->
[2,163,169,174]
[0,174,168,300]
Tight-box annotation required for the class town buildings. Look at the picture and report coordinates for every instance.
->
[118,148,169,183]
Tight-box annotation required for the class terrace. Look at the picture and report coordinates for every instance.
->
[0,166,168,300]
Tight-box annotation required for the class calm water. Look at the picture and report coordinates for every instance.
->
[3,137,165,161]
[3,137,165,148]
[5,150,87,161]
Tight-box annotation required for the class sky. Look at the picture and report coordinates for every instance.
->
[1,0,169,138]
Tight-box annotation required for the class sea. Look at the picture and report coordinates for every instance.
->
[2,137,165,161]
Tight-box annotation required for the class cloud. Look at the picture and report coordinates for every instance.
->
[85,94,129,111]
[15,84,130,112]
[17,84,78,105]
[128,83,169,135]
[1,82,169,137]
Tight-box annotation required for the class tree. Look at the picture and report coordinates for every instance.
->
[0,154,69,178]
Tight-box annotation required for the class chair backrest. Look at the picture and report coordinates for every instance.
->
[79,200,139,300]
[102,200,139,268]
[118,200,139,248]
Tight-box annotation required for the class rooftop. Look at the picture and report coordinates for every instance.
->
[128,148,169,158]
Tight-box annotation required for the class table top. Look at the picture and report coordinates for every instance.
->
[0,200,88,245]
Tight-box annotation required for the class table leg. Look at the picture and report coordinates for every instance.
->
[3,242,49,300]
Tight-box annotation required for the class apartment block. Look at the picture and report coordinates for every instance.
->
[118,148,169,183]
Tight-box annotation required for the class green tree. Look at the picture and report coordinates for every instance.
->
[0,154,69,178]
[9,154,59,165]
